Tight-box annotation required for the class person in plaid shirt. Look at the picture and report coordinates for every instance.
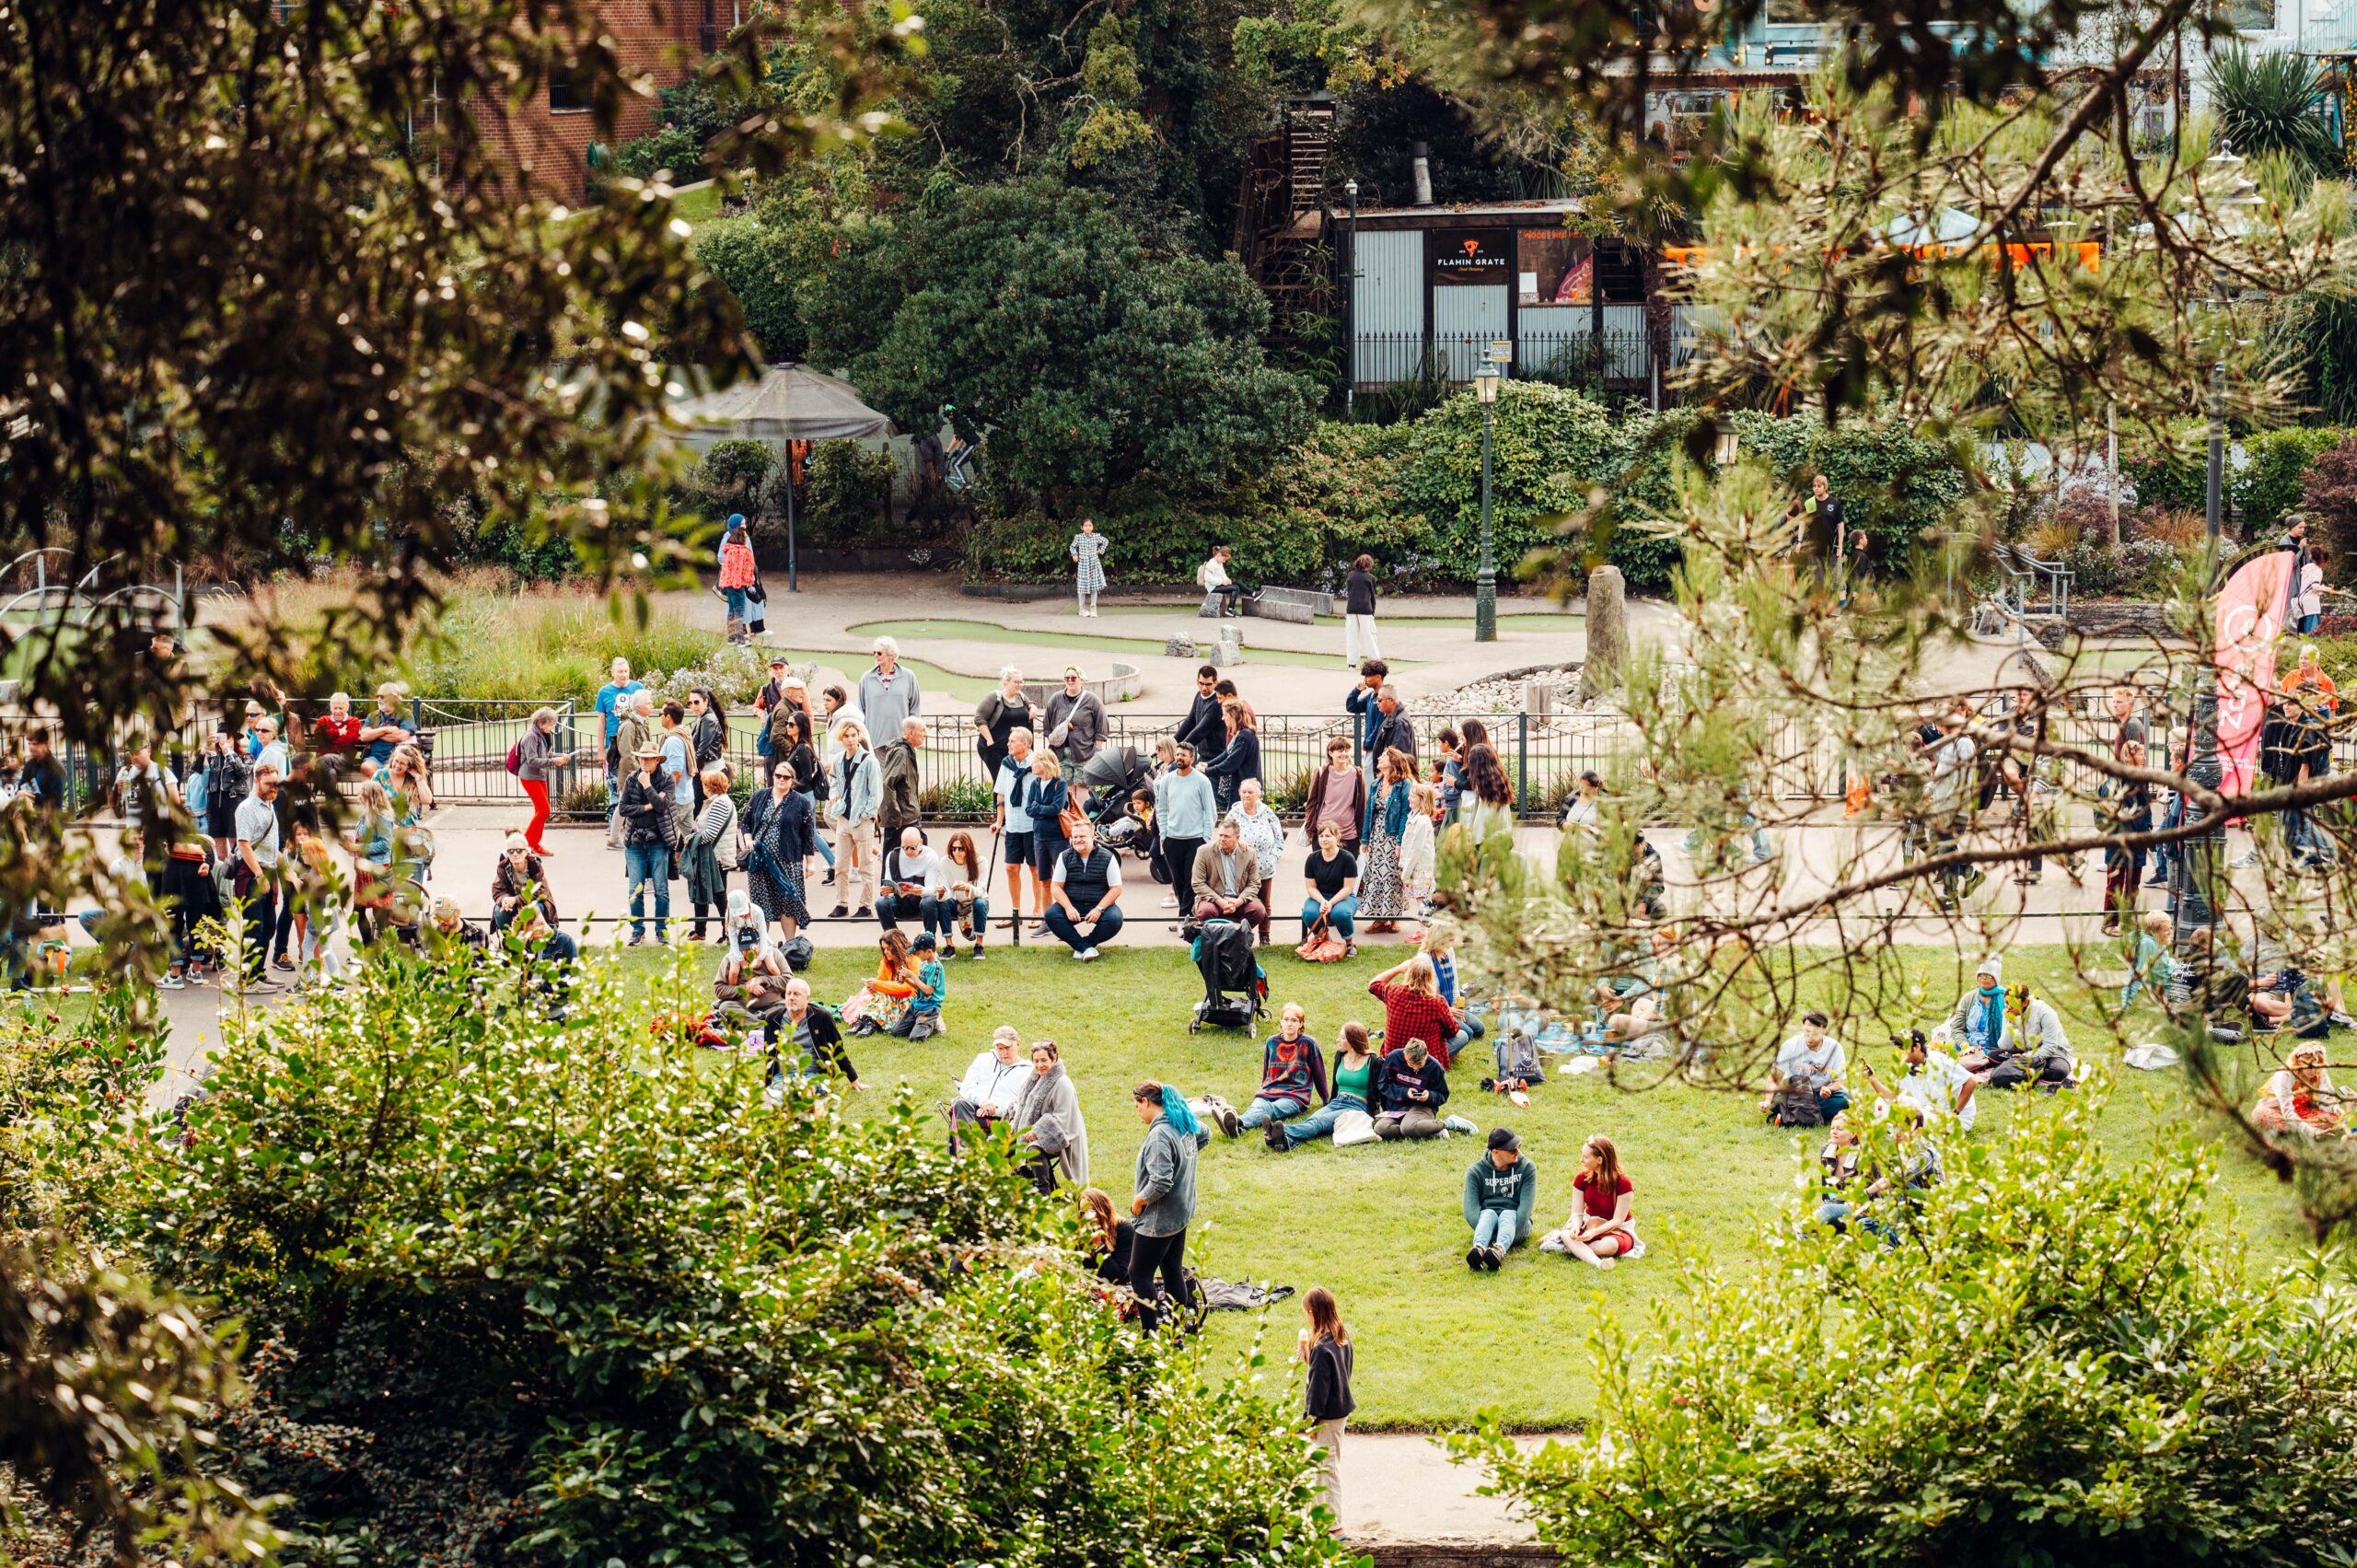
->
[1367,955,1464,1068]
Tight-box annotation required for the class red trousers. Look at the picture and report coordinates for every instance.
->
[521,777,552,853]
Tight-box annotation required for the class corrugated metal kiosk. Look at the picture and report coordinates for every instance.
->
[1336,199,1672,395]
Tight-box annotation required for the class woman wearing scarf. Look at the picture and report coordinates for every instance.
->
[1945,956,2007,1071]
[1010,1039,1089,1193]
[1128,1081,1205,1330]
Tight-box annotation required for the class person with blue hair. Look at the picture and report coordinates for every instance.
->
[1127,1080,1207,1330]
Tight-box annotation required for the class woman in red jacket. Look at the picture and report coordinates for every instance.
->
[718,516,759,642]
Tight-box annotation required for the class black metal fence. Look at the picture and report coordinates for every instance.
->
[1348,330,1698,390]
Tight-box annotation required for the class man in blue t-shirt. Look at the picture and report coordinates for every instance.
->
[595,656,644,816]
[356,683,416,770]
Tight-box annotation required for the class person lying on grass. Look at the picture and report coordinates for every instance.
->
[1538,1135,1637,1268]
[1462,1126,1538,1272]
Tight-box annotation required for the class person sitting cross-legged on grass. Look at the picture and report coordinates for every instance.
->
[2252,1040,2347,1136]
[714,914,792,1031]
[1273,1021,1381,1151]
[1969,982,2074,1090]
[761,977,862,1100]
[1945,954,2010,1065]
[1817,1105,1943,1242]
[1044,819,1125,960]
[1860,1027,1976,1132]
[1213,1003,1329,1147]
[1539,1134,1638,1268]
[900,932,947,1040]
[1372,1036,1450,1140]
[1462,1126,1538,1272]
[1762,1009,1849,1124]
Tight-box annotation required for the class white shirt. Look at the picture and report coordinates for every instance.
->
[1198,557,1231,589]
[2298,560,2326,619]
[1898,1049,1977,1131]
[1774,1032,1846,1084]
[994,755,1036,831]
[883,845,947,895]
[958,1050,1029,1111]
[1049,851,1122,888]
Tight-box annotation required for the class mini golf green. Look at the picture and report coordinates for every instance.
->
[1095,605,1583,631]
[846,618,1398,669]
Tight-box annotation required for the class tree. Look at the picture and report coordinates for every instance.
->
[104,946,1348,1568]
[816,180,1317,507]
[0,0,920,977]
[1462,1089,2357,1566]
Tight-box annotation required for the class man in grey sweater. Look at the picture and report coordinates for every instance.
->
[858,637,923,742]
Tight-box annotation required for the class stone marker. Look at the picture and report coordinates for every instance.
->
[1165,636,1197,659]
[1580,564,1628,702]
[1208,625,1245,668]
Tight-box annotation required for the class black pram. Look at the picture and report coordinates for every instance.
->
[1189,919,1267,1034]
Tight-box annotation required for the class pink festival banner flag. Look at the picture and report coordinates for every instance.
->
[2212,548,2299,795]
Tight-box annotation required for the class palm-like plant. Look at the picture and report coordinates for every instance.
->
[2209,47,2343,179]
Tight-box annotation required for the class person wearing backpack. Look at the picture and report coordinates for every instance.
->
[1762,1010,1849,1125]
[683,765,740,942]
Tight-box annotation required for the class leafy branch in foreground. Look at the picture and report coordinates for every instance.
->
[108,944,1341,1568]
[1459,1086,2357,1567]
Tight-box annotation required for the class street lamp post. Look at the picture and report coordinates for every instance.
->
[1474,358,1500,642]
[2199,142,2259,549]
[1343,179,1358,420]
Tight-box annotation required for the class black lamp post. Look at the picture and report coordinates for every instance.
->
[1474,355,1500,643]
[1343,178,1358,420]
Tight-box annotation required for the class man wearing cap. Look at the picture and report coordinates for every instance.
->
[619,734,679,944]
[1372,1036,1450,1141]
[1461,1127,1538,1272]
[424,897,488,956]
[755,656,792,782]
[946,1025,1028,1148]
[610,689,655,851]
[715,910,792,1025]
[1043,666,1105,767]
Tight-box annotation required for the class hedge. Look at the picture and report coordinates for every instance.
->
[961,388,1974,597]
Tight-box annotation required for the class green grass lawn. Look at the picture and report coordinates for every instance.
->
[847,618,1410,670]
[601,939,2316,1432]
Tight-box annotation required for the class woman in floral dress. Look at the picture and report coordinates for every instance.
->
[1358,747,1412,929]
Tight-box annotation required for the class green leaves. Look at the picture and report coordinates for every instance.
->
[110,944,1347,1568]
[1468,1088,2357,1567]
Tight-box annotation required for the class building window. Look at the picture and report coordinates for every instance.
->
[2227,0,2275,28]
[1516,230,1592,305]
[549,72,586,114]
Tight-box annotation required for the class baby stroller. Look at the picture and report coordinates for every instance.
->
[1188,919,1267,1034]
[1078,745,1150,828]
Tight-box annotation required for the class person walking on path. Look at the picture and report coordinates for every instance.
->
[718,517,759,641]
[859,637,923,744]
[1299,1287,1355,1532]
[515,705,560,856]
[1070,517,1109,618]
[1343,555,1380,668]
[1127,1082,1204,1330]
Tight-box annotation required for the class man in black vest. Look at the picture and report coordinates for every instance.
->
[1043,819,1124,959]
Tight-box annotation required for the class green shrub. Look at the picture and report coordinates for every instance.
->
[919,775,995,818]
[1465,1085,2357,1568]
[692,218,804,362]
[610,123,706,180]
[1724,409,1972,562]
[2121,420,2211,515]
[802,439,897,545]
[695,437,776,524]
[128,950,1348,1568]
[2235,424,2342,536]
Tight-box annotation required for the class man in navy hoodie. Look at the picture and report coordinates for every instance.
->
[1461,1127,1538,1272]
[1372,1038,1449,1141]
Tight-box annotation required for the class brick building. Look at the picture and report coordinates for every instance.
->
[459,0,735,203]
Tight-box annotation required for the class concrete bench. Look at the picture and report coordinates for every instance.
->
[1243,586,1341,625]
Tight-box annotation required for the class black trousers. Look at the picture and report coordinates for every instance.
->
[1128,1226,1191,1330]
[238,882,276,982]
[1161,835,1203,900]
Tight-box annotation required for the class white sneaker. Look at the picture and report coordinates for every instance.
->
[2230,849,2261,867]
[1161,895,1178,909]
[1080,947,1100,961]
